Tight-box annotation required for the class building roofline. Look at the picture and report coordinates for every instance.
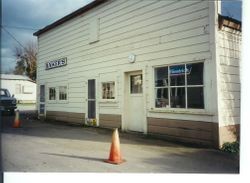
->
[33,0,108,36]
[218,14,242,32]
[0,74,36,83]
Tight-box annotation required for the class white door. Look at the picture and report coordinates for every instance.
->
[126,71,144,132]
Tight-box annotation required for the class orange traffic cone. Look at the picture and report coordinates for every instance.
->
[105,128,125,164]
[13,110,21,128]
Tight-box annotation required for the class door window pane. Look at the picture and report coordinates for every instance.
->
[170,65,185,86]
[131,74,143,94]
[170,87,185,108]
[187,63,204,85]
[187,87,204,108]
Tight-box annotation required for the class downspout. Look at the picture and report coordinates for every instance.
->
[208,0,221,148]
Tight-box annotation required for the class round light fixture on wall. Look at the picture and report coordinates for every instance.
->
[128,53,136,63]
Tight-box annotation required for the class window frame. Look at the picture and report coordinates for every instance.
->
[48,87,56,102]
[99,80,118,103]
[59,86,68,101]
[101,81,116,100]
[153,62,205,111]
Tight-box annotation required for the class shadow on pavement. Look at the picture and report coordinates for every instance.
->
[142,149,240,173]
[1,111,181,149]
[41,152,104,163]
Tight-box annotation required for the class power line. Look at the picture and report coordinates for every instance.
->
[1,25,26,50]
[1,26,37,60]
[2,25,39,31]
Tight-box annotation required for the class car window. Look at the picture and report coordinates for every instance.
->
[0,89,10,97]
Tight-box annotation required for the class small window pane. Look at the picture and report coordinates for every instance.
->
[155,88,169,108]
[49,87,56,100]
[170,87,185,108]
[131,74,143,94]
[155,66,168,87]
[59,86,67,100]
[170,65,185,86]
[88,79,95,99]
[102,82,115,99]
[187,63,203,85]
[187,87,204,109]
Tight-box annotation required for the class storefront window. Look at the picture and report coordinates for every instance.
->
[59,86,67,100]
[49,87,56,100]
[154,62,204,109]
[102,82,115,99]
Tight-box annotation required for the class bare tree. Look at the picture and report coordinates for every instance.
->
[13,41,37,81]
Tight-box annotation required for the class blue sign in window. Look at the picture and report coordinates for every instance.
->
[170,65,192,76]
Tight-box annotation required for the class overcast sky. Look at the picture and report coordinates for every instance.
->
[1,0,242,73]
[1,0,93,73]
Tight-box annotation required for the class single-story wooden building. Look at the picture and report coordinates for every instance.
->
[0,74,37,103]
[34,0,241,148]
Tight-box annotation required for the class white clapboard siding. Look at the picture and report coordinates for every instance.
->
[38,2,208,58]
[220,73,240,84]
[220,91,240,100]
[38,17,209,66]
[220,56,240,67]
[220,116,240,127]
[38,0,128,41]
[37,0,210,116]
[100,1,202,35]
[66,35,209,71]
[218,29,241,126]
[220,99,240,109]
[37,8,209,64]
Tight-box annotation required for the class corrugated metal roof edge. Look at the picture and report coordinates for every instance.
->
[33,0,108,36]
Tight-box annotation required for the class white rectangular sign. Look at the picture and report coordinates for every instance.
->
[46,57,67,70]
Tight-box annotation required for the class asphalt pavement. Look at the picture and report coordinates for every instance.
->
[0,110,239,173]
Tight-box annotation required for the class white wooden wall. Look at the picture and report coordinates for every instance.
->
[1,79,37,103]
[217,27,241,127]
[37,0,218,122]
